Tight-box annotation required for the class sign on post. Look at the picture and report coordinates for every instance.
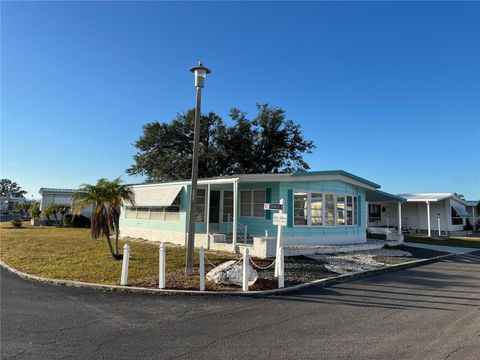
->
[273,213,287,226]
[264,203,284,211]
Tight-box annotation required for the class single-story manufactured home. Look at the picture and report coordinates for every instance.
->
[39,188,93,218]
[119,170,404,257]
[367,193,471,236]
[0,196,27,213]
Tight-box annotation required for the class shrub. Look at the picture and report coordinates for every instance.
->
[10,218,22,228]
[69,214,91,228]
[64,214,73,227]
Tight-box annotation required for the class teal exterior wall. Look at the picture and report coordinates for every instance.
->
[232,180,366,241]
[120,179,367,244]
[119,186,188,233]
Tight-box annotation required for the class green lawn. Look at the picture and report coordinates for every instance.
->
[404,234,480,249]
[0,222,237,290]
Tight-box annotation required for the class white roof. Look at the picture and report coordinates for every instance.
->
[397,193,467,205]
[130,185,182,207]
[466,200,479,207]
[39,188,77,194]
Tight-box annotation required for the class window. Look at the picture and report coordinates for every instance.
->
[292,192,359,227]
[124,194,181,222]
[311,193,323,226]
[451,207,463,225]
[240,189,265,217]
[125,207,137,219]
[369,204,381,222]
[336,196,345,226]
[346,196,353,225]
[325,194,335,226]
[222,190,233,222]
[195,189,206,222]
[294,192,308,225]
[136,207,150,220]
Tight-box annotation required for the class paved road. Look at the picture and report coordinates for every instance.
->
[2,252,480,360]
[404,242,479,254]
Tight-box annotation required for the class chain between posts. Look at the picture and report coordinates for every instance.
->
[203,254,243,268]
[249,257,276,270]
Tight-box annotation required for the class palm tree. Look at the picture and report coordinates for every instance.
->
[15,202,30,219]
[71,178,135,260]
[58,205,70,226]
[105,178,135,255]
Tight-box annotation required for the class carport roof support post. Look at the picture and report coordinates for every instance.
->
[426,201,431,237]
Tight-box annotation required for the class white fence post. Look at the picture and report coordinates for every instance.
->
[242,247,249,292]
[244,225,248,243]
[199,246,205,291]
[159,242,166,289]
[274,198,284,277]
[120,243,130,286]
[278,246,284,289]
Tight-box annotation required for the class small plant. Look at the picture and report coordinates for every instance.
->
[11,218,22,228]
[30,202,41,219]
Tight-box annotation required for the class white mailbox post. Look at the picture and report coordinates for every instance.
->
[264,199,286,278]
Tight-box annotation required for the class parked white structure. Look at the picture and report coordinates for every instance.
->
[39,188,93,217]
[368,193,471,236]
[465,200,479,227]
[0,196,27,213]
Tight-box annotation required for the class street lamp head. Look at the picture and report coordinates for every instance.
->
[189,61,211,88]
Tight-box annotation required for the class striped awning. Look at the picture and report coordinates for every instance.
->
[130,185,182,207]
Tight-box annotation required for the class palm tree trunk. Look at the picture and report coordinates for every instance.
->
[115,227,119,255]
[105,235,116,259]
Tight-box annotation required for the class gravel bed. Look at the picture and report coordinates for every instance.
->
[252,245,447,285]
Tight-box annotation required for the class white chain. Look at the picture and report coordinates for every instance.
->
[203,254,243,268]
[249,257,276,270]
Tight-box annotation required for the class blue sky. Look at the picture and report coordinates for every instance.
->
[1,1,479,199]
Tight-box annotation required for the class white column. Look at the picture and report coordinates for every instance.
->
[397,202,402,235]
[437,214,441,236]
[426,201,431,237]
[275,198,284,277]
[206,184,211,236]
[232,180,238,252]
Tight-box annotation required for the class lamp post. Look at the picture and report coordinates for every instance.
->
[185,61,211,276]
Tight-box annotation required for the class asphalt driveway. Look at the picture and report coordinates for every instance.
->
[1,251,480,360]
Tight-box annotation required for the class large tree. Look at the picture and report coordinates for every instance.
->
[127,104,315,181]
[0,179,27,197]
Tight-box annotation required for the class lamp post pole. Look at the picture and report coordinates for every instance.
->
[185,61,211,276]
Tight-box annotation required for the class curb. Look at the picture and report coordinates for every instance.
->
[0,253,456,297]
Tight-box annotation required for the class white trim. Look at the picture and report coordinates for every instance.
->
[232,180,238,252]
[206,184,210,235]
[292,191,360,228]
[239,189,266,219]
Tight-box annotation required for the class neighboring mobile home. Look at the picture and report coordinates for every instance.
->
[465,200,479,228]
[368,193,471,236]
[119,170,403,256]
[39,188,93,218]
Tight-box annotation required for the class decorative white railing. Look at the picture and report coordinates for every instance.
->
[226,214,249,243]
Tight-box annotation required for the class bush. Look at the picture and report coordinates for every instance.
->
[10,218,22,228]
[64,214,91,228]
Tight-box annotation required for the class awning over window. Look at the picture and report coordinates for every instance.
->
[130,185,182,207]
[452,204,469,218]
